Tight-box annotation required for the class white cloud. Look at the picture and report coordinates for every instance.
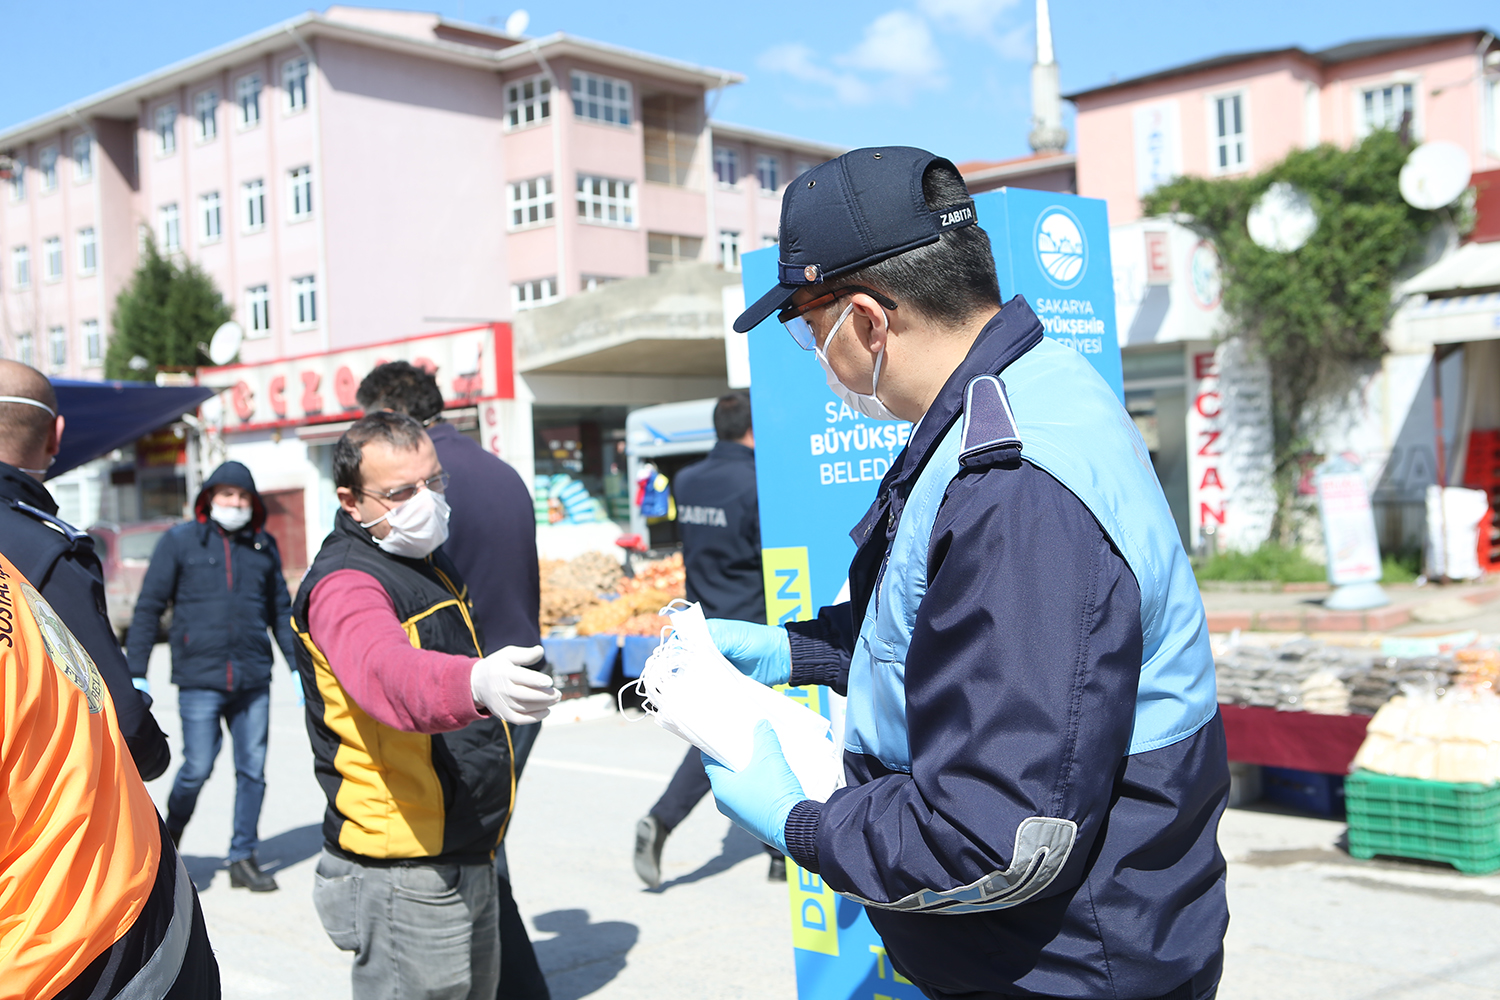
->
[918,0,1032,60]
[758,43,874,105]
[839,10,945,80]
[759,8,946,107]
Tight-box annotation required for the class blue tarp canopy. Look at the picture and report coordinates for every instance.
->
[48,378,217,479]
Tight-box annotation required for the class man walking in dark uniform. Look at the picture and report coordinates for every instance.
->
[0,360,171,782]
[632,389,783,886]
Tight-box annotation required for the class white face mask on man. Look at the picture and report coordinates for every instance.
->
[210,503,253,533]
[814,301,901,422]
[360,487,451,559]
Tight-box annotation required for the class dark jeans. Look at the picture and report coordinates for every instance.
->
[652,747,779,856]
[167,685,270,862]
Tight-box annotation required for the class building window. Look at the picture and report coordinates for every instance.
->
[714,147,739,186]
[43,237,63,281]
[39,147,58,192]
[576,175,636,227]
[570,71,631,126]
[646,232,702,274]
[1361,81,1416,136]
[200,192,222,241]
[82,319,101,365]
[581,274,620,292]
[507,176,554,229]
[48,326,66,370]
[642,93,697,187]
[289,166,313,219]
[292,275,318,328]
[155,104,178,155]
[12,246,30,287]
[755,154,779,191]
[195,90,218,141]
[247,285,270,334]
[794,160,814,180]
[17,332,34,367]
[159,204,181,252]
[506,75,552,129]
[7,158,24,201]
[283,58,309,113]
[237,74,262,128]
[242,180,266,231]
[761,233,780,248]
[512,277,558,310]
[719,230,741,271]
[78,227,97,274]
[1212,92,1246,172]
[72,134,93,181]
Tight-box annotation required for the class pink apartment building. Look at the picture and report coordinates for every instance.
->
[0,6,841,565]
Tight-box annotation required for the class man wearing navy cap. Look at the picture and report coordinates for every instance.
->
[701,148,1229,1000]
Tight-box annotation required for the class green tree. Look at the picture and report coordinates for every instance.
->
[1142,130,1440,542]
[105,235,233,380]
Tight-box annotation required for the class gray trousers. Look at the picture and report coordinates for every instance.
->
[313,849,500,1000]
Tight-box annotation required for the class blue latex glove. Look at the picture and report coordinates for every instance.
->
[131,676,152,709]
[702,720,806,856]
[705,619,792,687]
[291,669,305,708]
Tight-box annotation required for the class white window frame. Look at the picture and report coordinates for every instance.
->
[12,246,30,288]
[195,90,218,142]
[1355,77,1419,138]
[505,74,552,130]
[48,326,67,370]
[755,154,779,192]
[43,237,63,281]
[794,160,814,181]
[82,319,101,366]
[154,104,178,155]
[242,180,266,232]
[78,227,97,274]
[200,192,222,242]
[511,277,559,310]
[236,74,262,129]
[714,147,739,186]
[580,274,619,292]
[570,71,632,127]
[72,134,93,182]
[288,166,313,220]
[507,175,555,230]
[246,285,271,336]
[283,58,309,114]
[6,158,23,201]
[761,234,780,249]
[719,230,741,272]
[575,175,636,227]
[159,203,181,252]
[1207,90,1248,175]
[291,275,318,330]
[17,332,35,367]
[38,146,58,192]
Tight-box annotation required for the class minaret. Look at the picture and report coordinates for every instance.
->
[1028,0,1069,154]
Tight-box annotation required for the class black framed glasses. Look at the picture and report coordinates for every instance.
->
[777,285,897,350]
[358,471,450,505]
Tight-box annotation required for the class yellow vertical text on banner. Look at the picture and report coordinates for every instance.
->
[762,546,813,626]
[787,858,840,957]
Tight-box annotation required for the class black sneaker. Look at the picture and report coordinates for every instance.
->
[768,855,787,882]
[228,857,279,892]
[633,815,669,888]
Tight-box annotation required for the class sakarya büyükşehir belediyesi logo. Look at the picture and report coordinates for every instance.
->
[1034,207,1087,288]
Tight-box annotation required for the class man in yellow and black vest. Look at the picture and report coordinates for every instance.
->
[292,412,560,1000]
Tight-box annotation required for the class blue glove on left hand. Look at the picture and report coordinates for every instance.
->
[291,669,305,708]
[702,719,806,856]
[705,619,792,687]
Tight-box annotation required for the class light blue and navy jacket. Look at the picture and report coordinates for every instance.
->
[783,296,1229,1000]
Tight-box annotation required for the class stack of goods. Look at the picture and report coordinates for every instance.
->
[1345,658,1457,715]
[538,551,687,634]
[1213,637,1458,716]
[1351,685,1500,784]
[533,474,608,525]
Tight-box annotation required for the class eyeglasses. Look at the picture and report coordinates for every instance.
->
[358,471,450,505]
[777,286,897,350]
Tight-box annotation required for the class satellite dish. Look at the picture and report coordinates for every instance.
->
[1399,141,1471,210]
[1247,182,1318,253]
[504,9,530,36]
[208,321,244,367]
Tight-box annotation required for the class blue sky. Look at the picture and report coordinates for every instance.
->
[3,1,1494,164]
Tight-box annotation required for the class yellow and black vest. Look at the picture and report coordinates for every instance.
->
[292,510,514,865]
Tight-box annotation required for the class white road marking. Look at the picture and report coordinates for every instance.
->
[529,757,673,783]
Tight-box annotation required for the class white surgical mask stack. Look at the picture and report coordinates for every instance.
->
[632,601,841,802]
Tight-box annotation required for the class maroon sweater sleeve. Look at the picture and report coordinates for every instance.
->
[307,569,484,734]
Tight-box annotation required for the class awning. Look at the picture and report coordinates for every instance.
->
[49,378,217,478]
[1389,241,1500,352]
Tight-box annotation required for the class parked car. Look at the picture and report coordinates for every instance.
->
[88,519,178,644]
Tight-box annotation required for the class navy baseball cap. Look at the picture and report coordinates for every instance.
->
[733,146,977,333]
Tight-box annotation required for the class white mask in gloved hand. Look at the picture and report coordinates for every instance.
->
[815,301,901,422]
[210,503,253,532]
[361,488,451,559]
[471,645,560,724]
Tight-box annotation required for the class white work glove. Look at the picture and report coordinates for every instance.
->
[470,645,560,725]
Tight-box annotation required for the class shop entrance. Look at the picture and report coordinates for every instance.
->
[1122,346,1190,547]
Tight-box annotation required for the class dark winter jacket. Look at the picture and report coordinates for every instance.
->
[125,461,298,691]
[0,461,171,779]
[672,440,766,624]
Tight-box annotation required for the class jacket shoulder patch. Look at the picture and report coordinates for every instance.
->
[959,375,1022,469]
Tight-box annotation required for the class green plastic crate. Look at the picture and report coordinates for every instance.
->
[1345,770,1500,875]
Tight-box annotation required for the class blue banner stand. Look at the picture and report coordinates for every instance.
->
[742,188,1120,1000]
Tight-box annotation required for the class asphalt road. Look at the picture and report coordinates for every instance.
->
[139,645,1500,1000]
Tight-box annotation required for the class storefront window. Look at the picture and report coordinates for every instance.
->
[533,406,630,526]
[1123,347,1190,546]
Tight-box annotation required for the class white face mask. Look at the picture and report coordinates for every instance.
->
[814,302,901,422]
[361,487,451,559]
[210,503,253,533]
